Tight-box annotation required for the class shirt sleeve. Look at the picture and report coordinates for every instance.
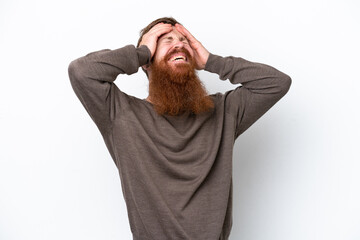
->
[68,44,151,135]
[204,53,292,139]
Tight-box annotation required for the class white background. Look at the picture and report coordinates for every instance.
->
[1,0,359,239]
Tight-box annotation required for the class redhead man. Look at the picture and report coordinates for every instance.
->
[68,17,291,240]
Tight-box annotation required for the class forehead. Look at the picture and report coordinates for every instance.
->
[159,27,186,40]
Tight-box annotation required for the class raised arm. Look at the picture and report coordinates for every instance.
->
[205,54,292,138]
[67,23,176,134]
[68,45,151,135]
[176,23,291,138]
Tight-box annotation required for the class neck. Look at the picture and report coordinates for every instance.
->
[145,96,153,104]
[146,77,155,104]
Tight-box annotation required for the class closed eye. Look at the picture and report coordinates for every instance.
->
[163,36,174,42]
[159,36,189,45]
[179,37,189,44]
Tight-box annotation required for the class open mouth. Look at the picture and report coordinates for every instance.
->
[168,53,188,62]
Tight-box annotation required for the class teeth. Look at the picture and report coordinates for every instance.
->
[170,55,186,61]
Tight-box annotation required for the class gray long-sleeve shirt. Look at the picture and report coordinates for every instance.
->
[68,44,291,240]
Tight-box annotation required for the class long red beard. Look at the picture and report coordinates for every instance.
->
[148,49,214,116]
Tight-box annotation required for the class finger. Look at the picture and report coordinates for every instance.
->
[139,24,172,50]
[148,23,172,34]
[175,24,197,43]
[151,26,173,39]
[175,24,190,38]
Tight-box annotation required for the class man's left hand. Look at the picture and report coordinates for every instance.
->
[175,24,210,70]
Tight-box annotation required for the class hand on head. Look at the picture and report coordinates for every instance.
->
[174,24,209,70]
[139,23,210,70]
[139,23,173,58]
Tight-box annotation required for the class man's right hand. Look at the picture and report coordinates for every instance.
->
[139,23,173,59]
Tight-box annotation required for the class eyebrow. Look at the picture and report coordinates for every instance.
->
[160,35,187,42]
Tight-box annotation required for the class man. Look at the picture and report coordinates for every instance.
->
[68,17,291,240]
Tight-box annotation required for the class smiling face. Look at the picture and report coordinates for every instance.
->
[144,24,214,116]
[150,27,194,72]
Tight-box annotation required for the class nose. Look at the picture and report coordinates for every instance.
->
[173,40,184,49]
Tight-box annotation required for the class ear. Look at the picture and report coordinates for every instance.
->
[141,64,151,78]
[144,63,153,74]
[142,64,150,71]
